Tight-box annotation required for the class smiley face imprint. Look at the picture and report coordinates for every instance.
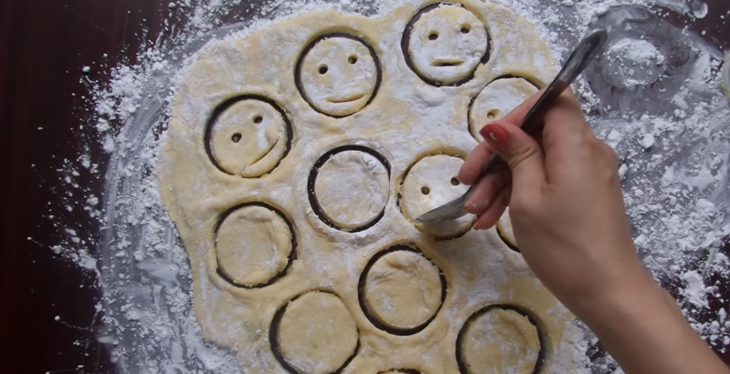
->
[297,34,381,117]
[207,96,291,178]
[404,4,489,86]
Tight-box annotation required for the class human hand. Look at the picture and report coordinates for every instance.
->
[458,90,646,313]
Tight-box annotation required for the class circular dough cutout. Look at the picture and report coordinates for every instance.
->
[400,154,474,239]
[496,207,520,252]
[207,96,291,177]
[457,306,543,374]
[215,204,294,288]
[469,78,538,141]
[404,3,489,86]
[297,34,381,117]
[360,248,445,334]
[272,291,359,374]
[310,146,390,232]
[379,370,420,374]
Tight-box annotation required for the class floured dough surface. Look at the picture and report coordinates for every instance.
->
[459,307,541,374]
[216,204,293,286]
[496,207,519,252]
[274,291,359,374]
[362,249,443,331]
[313,149,389,230]
[160,0,588,372]
[469,78,538,141]
[400,154,474,239]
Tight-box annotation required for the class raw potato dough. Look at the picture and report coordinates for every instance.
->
[363,250,442,331]
[216,205,292,286]
[276,291,359,374]
[298,36,379,117]
[400,154,474,238]
[209,98,290,177]
[160,0,586,372]
[469,78,538,141]
[313,150,389,230]
[406,4,488,85]
[460,308,541,374]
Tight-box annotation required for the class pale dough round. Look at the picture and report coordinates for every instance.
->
[400,154,474,238]
[363,250,442,331]
[298,35,379,117]
[275,291,359,374]
[216,205,292,287]
[209,98,290,177]
[313,150,389,230]
[469,78,538,141]
[406,4,488,85]
[460,308,541,374]
[496,207,519,252]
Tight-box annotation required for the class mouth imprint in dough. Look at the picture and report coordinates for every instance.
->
[456,305,545,374]
[295,33,382,118]
[358,245,447,335]
[204,94,293,178]
[270,290,360,374]
[308,144,391,233]
[214,202,297,289]
[402,2,490,86]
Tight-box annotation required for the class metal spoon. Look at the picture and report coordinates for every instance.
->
[416,28,608,224]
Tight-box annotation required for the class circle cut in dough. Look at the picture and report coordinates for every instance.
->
[496,207,520,252]
[215,204,294,288]
[310,146,390,232]
[272,291,359,374]
[469,78,538,141]
[458,306,543,374]
[400,154,475,239]
[404,3,489,86]
[360,247,444,334]
[207,96,291,177]
[297,34,381,117]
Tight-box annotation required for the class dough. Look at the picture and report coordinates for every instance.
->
[469,78,538,141]
[215,204,293,287]
[313,149,389,231]
[362,249,443,332]
[400,154,474,239]
[405,4,489,85]
[459,307,541,374]
[496,207,519,252]
[159,1,585,372]
[208,97,290,177]
[297,35,380,117]
[275,291,359,374]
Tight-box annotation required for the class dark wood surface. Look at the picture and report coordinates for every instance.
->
[0,1,727,373]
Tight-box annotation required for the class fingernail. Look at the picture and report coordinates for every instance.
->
[480,123,509,146]
[465,197,490,213]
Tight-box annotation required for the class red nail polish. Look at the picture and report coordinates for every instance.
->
[480,123,509,144]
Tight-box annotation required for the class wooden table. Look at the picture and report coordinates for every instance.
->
[0,1,727,373]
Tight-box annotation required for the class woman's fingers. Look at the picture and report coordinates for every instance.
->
[458,141,494,185]
[464,167,511,214]
[474,185,511,230]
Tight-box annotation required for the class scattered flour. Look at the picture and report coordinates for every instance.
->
[45,0,729,372]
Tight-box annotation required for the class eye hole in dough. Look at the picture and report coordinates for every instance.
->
[468,77,539,142]
[403,3,489,86]
[214,203,296,288]
[270,290,359,374]
[496,207,520,253]
[206,95,292,178]
[399,154,475,239]
[457,305,544,374]
[296,33,382,118]
[309,145,390,232]
[359,246,446,335]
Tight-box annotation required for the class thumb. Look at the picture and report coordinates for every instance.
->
[480,121,546,193]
